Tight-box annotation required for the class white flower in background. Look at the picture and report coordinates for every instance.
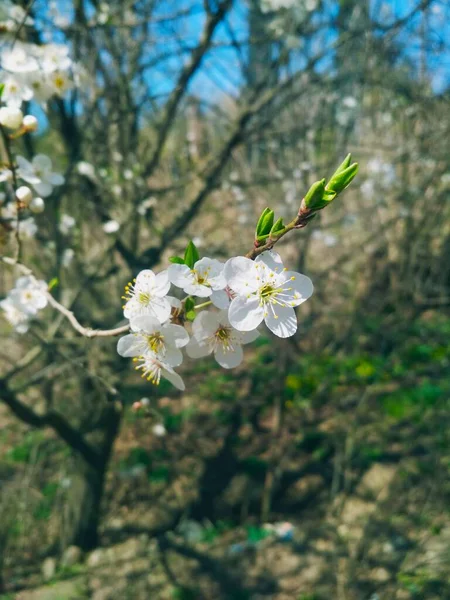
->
[361,179,375,199]
[168,257,226,302]
[15,186,33,205]
[29,196,45,214]
[152,423,167,437]
[19,218,38,238]
[17,154,65,197]
[59,214,76,234]
[62,248,75,267]
[22,114,38,132]
[187,310,258,369]
[76,161,96,179]
[9,276,48,315]
[224,250,313,338]
[117,315,189,367]
[0,296,29,333]
[342,96,358,109]
[0,1,34,31]
[133,352,185,391]
[40,44,72,73]
[0,45,39,75]
[123,168,133,180]
[48,70,74,96]
[103,219,120,234]
[0,167,13,183]
[0,105,23,129]
[0,76,33,108]
[122,269,171,322]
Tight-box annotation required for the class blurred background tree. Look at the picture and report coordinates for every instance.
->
[0,0,449,598]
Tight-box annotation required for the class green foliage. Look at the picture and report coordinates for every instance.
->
[169,256,185,264]
[6,431,47,463]
[270,216,285,236]
[255,207,275,241]
[184,241,200,268]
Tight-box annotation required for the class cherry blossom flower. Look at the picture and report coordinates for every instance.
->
[117,314,189,367]
[133,352,185,391]
[122,269,171,322]
[0,105,23,129]
[224,250,313,338]
[17,154,65,197]
[9,276,48,315]
[0,296,29,333]
[59,214,76,234]
[168,257,226,301]
[186,310,259,369]
[152,423,167,437]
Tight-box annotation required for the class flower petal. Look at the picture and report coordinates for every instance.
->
[149,296,171,323]
[280,272,314,306]
[238,329,260,345]
[162,366,185,391]
[164,347,184,367]
[214,343,243,369]
[228,295,264,331]
[256,250,284,273]
[185,283,211,298]
[224,257,259,294]
[130,314,160,334]
[135,269,155,290]
[163,323,190,348]
[33,181,53,197]
[192,310,219,339]
[117,333,145,357]
[153,270,170,296]
[33,154,52,171]
[186,338,211,359]
[168,264,192,288]
[211,289,229,309]
[49,172,65,186]
[264,305,297,338]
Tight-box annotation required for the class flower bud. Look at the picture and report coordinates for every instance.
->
[29,196,45,213]
[15,186,33,205]
[0,106,24,130]
[22,114,38,132]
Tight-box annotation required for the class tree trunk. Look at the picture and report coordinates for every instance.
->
[63,403,121,552]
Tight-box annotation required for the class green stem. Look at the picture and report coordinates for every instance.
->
[194,300,212,310]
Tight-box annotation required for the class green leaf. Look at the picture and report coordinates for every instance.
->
[184,241,199,269]
[0,83,4,100]
[303,179,326,210]
[48,277,59,290]
[332,153,352,176]
[184,297,195,312]
[169,256,185,264]
[270,217,285,236]
[326,162,359,194]
[255,208,274,238]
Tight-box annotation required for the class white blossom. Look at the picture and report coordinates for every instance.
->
[62,248,75,267]
[23,114,38,132]
[103,219,120,234]
[117,314,189,367]
[15,186,33,205]
[168,257,226,302]
[17,154,64,197]
[9,276,48,316]
[0,105,23,129]
[28,196,45,214]
[224,250,313,338]
[133,352,185,391]
[152,424,166,437]
[59,214,76,234]
[186,310,258,369]
[19,218,38,238]
[122,269,171,322]
[0,296,29,333]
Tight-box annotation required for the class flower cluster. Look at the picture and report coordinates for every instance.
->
[0,41,77,109]
[0,276,48,333]
[117,249,313,391]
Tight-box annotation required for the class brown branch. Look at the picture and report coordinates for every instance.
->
[0,379,102,468]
